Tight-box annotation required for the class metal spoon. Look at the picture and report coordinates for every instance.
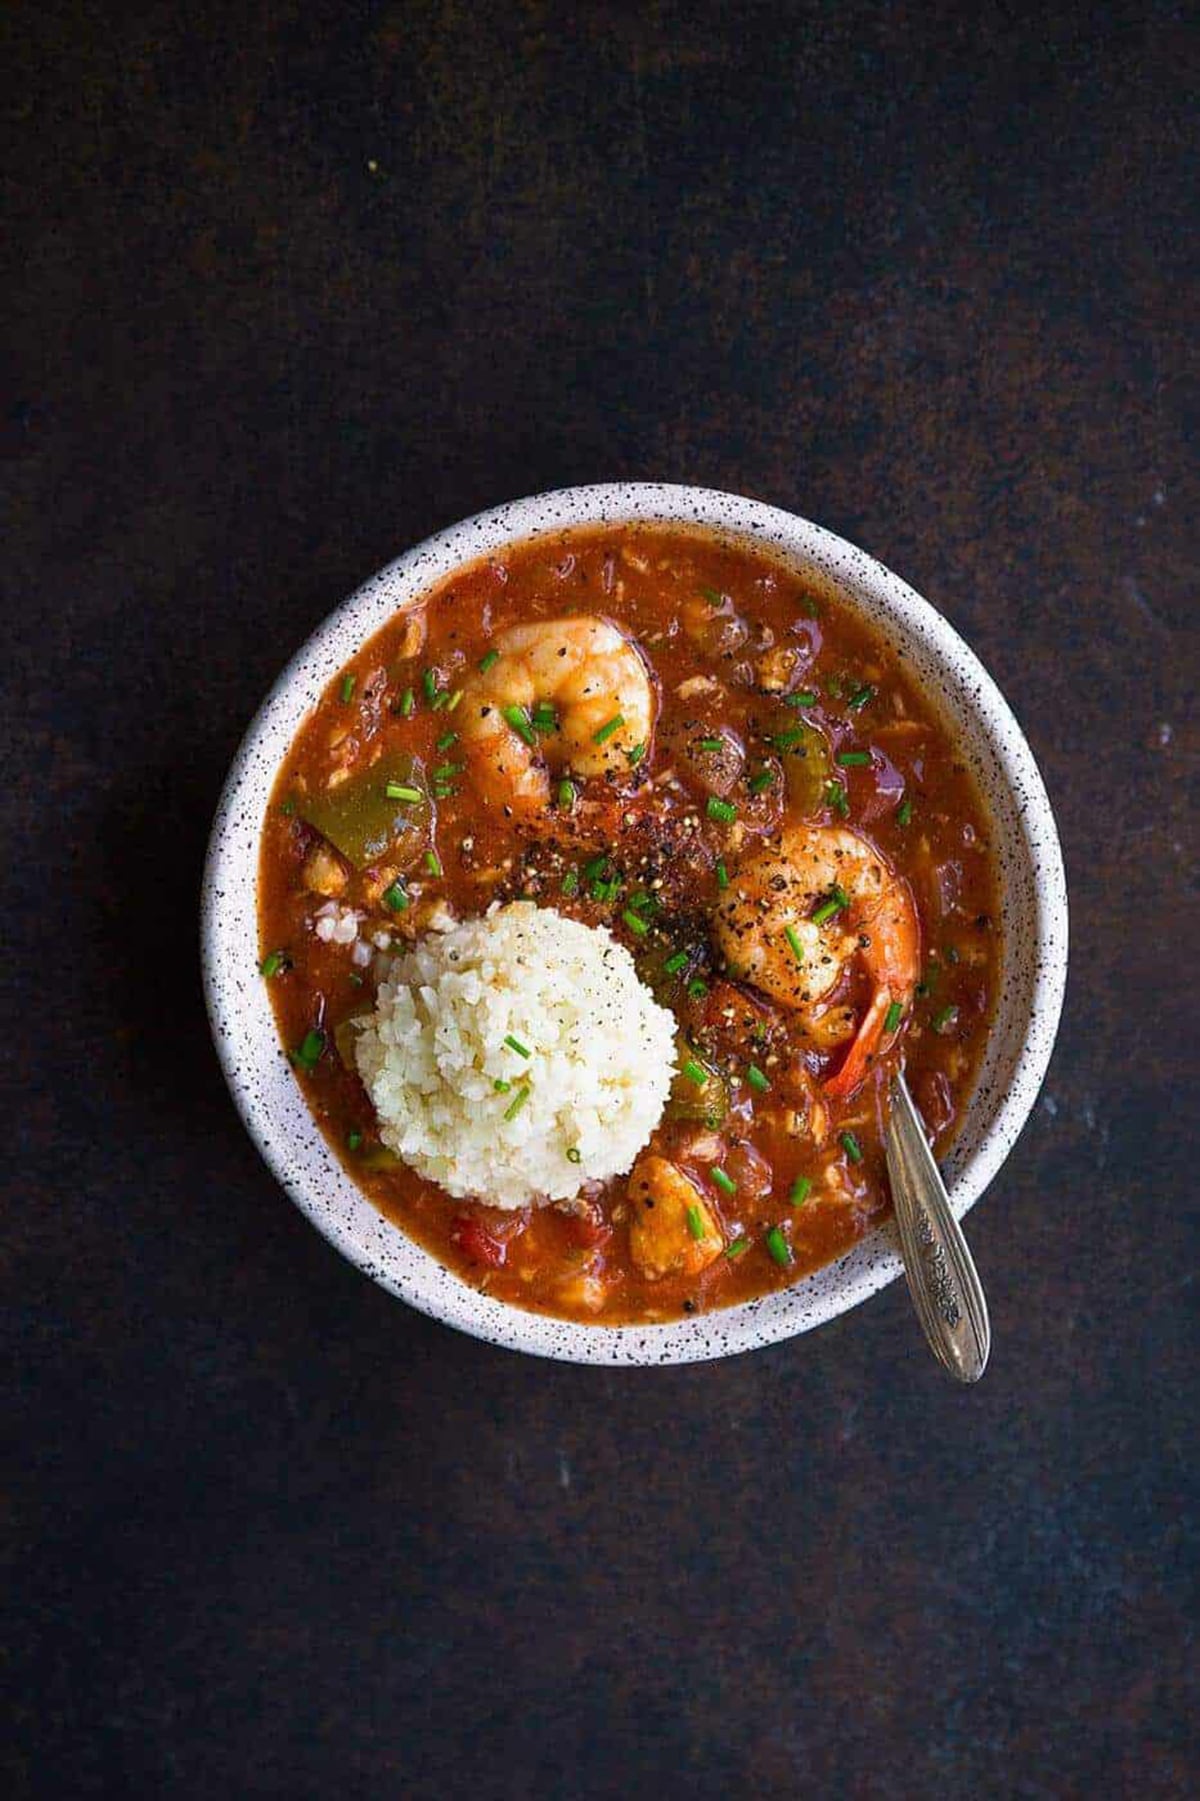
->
[884,1072,991,1383]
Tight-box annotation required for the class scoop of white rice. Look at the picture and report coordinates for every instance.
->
[353,901,678,1208]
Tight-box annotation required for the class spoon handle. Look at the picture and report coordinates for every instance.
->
[885,1073,991,1383]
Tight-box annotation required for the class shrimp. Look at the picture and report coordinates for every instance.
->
[457,616,655,811]
[713,823,919,1100]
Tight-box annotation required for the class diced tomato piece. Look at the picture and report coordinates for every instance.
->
[452,1218,508,1267]
[561,1199,612,1249]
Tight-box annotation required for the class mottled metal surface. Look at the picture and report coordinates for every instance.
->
[5,2,1196,1796]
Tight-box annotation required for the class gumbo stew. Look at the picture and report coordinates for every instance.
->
[259,525,1001,1325]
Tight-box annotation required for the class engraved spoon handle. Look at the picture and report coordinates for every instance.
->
[884,1073,991,1383]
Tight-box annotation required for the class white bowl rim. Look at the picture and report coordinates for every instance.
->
[201,482,1068,1365]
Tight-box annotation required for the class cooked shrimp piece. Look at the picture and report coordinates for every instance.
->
[713,823,919,1099]
[627,1153,724,1280]
[457,616,655,810]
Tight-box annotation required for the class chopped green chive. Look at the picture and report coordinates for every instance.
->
[340,673,356,703]
[789,1175,812,1207]
[435,731,458,753]
[382,880,409,911]
[772,726,807,750]
[622,908,650,937]
[711,1166,737,1196]
[715,859,729,891]
[811,887,849,926]
[682,1060,708,1087]
[748,768,775,795]
[836,750,871,767]
[566,1147,582,1164]
[627,741,646,766]
[725,1236,750,1260]
[593,713,625,745]
[347,1129,363,1151]
[386,784,423,805]
[698,585,725,605]
[478,648,499,674]
[430,689,450,711]
[446,689,463,713]
[432,762,463,781]
[686,1204,705,1241]
[697,737,724,751]
[896,797,912,826]
[557,778,575,810]
[562,868,580,897]
[422,668,439,702]
[840,1131,863,1163]
[279,798,296,816]
[502,704,536,746]
[784,924,805,963]
[707,796,737,823]
[584,854,610,880]
[400,687,415,717]
[504,1034,532,1059]
[664,950,689,975]
[848,684,875,711]
[787,691,818,708]
[765,1226,792,1266]
[826,779,850,817]
[884,1000,904,1034]
[531,701,557,732]
[424,849,443,877]
[259,949,286,979]
[493,1078,511,1093]
[503,1084,531,1122]
[290,1029,325,1071]
[747,1063,770,1093]
[932,1004,960,1034]
[687,978,708,1000]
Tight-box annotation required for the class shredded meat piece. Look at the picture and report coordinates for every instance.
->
[394,614,427,661]
[756,644,804,692]
[627,1154,723,1280]
[302,840,349,897]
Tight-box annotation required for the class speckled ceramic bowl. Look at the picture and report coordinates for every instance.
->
[202,484,1067,1364]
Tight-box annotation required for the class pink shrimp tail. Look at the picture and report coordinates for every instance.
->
[824,987,892,1100]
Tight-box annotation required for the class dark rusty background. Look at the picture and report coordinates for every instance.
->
[6,2,1197,1796]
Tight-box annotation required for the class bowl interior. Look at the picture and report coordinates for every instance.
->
[202,483,1067,1364]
